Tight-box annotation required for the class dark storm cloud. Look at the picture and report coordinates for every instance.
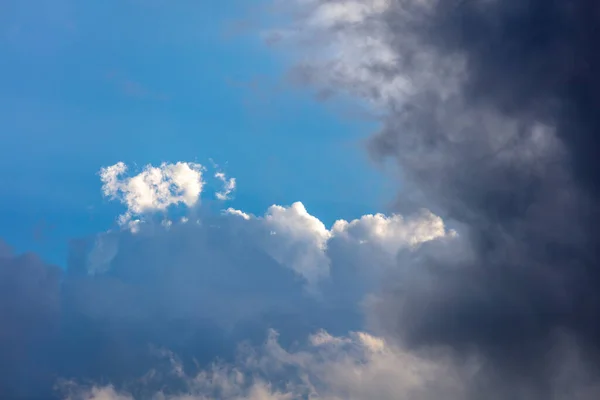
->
[352,0,600,395]
[267,0,600,396]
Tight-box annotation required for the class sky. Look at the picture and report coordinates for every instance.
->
[0,0,390,266]
[2,1,600,400]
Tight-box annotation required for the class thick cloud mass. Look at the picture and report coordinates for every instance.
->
[270,0,600,397]
[0,162,451,399]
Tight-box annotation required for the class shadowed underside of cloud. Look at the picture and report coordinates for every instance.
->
[268,0,600,398]
[0,161,452,399]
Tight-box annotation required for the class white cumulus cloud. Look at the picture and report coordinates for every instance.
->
[331,208,454,254]
[223,200,452,290]
[100,162,205,229]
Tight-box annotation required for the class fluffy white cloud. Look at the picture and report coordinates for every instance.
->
[331,209,454,255]
[100,162,205,229]
[262,202,332,287]
[223,201,452,290]
[100,162,242,232]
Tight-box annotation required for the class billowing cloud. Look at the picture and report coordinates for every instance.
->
[0,161,452,399]
[269,0,600,397]
[96,162,451,289]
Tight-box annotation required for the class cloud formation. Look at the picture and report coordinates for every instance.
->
[100,162,205,230]
[0,161,451,399]
[269,0,600,397]
[61,329,469,400]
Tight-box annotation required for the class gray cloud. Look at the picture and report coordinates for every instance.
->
[272,0,600,397]
[0,222,315,398]
[0,192,446,398]
[0,242,62,399]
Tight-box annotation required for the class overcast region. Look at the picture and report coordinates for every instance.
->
[3,0,600,399]
[267,0,600,398]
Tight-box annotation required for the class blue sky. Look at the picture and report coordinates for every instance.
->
[0,0,391,266]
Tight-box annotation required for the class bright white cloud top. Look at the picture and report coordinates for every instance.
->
[96,161,454,290]
[100,161,206,230]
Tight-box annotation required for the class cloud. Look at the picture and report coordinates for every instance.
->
[96,161,451,289]
[214,172,236,201]
[331,208,452,252]
[269,0,600,397]
[225,201,450,289]
[259,202,333,286]
[100,162,204,230]
[0,161,452,399]
[0,242,62,399]
[59,329,470,400]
